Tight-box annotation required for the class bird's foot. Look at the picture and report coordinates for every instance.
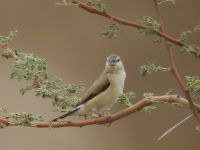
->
[91,112,104,118]
[105,116,112,127]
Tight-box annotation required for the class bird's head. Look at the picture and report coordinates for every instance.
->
[106,55,124,71]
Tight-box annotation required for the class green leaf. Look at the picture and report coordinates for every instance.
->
[181,45,200,57]
[3,49,84,108]
[85,0,108,12]
[101,24,121,39]
[1,49,17,59]
[140,62,170,76]
[20,85,33,95]
[0,106,8,113]
[193,25,200,32]
[178,25,200,44]
[158,0,176,5]
[153,37,166,44]
[63,84,85,96]
[164,88,174,95]
[142,105,157,113]
[138,16,160,33]
[0,123,7,129]
[118,92,136,107]
[9,112,44,126]
[54,97,81,112]
[171,102,185,108]
[55,0,78,6]
[33,79,62,98]
[143,93,154,98]
[185,76,200,100]
[0,31,18,46]
[195,125,200,131]
[138,28,156,36]
[6,50,48,81]
[179,30,192,43]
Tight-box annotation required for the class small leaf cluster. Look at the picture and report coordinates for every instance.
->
[0,123,7,129]
[101,24,121,39]
[55,0,78,6]
[2,49,84,111]
[138,16,160,35]
[85,0,107,12]
[0,106,8,129]
[143,92,154,98]
[142,105,157,113]
[1,49,17,59]
[54,97,80,112]
[164,88,174,95]
[179,30,192,43]
[178,25,200,57]
[0,106,8,113]
[193,25,200,32]
[158,0,176,5]
[8,112,43,126]
[181,45,200,57]
[171,102,185,108]
[9,51,48,81]
[195,124,200,131]
[118,92,136,107]
[0,31,18,46]
[140,62,170,76]
[53,84,84,112]
[153,37,166,44]
[185,76,200,100]
[29,79,62,98]
[179,25,200,44]
[63,84,85,96]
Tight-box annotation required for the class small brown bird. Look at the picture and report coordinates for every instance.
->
[52,55,126,122]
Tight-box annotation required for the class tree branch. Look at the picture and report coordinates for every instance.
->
[152,0,200,122]
[71,0,198,57]
[0,44,8,50]
[0,95,200,128]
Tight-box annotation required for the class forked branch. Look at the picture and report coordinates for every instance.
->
[70,0,199,55]
[152,0,200,122]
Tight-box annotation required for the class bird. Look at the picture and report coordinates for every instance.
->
[51,54,126,122]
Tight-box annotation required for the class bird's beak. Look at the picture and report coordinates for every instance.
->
[108,60,116,66]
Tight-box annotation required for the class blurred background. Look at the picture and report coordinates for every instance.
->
[0,0,200,150]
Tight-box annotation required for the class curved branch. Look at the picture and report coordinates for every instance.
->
[153,0,200,122]
[1,95,200,128]
[70,0,200,57]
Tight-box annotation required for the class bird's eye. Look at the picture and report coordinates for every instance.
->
[116,58,120,62]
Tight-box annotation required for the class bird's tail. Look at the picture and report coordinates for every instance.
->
[51,107,80,122]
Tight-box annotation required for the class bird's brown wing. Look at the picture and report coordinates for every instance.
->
[76,72,110,106]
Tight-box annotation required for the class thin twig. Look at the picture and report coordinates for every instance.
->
[71,1,183,45]
[70,0,198,57]
[156,114,193,142]
[152,0,200,122]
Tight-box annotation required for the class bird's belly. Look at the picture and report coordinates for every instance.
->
[78,87,121,115]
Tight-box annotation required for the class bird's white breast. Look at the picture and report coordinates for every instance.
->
[78,69,126,115]
[110,70,126,92]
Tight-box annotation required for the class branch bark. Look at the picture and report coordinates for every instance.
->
[71,0,198,57]
[0,95,200,128]
[0,44,8,50]
[71,0,182,45]
[153,0,200,122]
